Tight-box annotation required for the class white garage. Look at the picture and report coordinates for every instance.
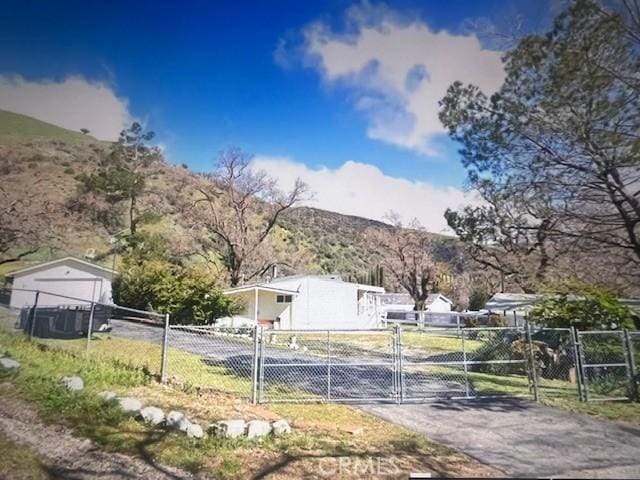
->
[6,257,116,308]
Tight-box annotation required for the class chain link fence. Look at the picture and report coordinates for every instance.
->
[0,287,167,378]
[2,286,638,405]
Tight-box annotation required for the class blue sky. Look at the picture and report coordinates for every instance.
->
[0,0,558,232]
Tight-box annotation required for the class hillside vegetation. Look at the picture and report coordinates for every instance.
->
[0,110,461,288]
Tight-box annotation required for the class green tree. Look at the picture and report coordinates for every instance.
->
[529,281,634,330]
[112,259,241,324]
[78,122,161,237]
[440,0,640,286]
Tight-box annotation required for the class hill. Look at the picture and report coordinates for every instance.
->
[0,112,462,289]
[0,110,99,145]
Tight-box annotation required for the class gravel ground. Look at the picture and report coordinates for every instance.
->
[0,383,201,480]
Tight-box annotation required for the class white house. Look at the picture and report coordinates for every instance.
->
[380,292,453,314]
[6,257,116,309]
[221,274,384,330]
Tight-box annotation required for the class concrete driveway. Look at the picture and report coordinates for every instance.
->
[362,398,640,478]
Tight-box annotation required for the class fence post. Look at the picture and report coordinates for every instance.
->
[258,326,265,403]
[624,330,638,401]
[395,324,404,404]
[85,302,96,359]
[160,313,170,384]
[577,330,590,402]
[251,325,260,404]
[571,327,585,402]
[327,330,332,402]
[525,321,539,402]
[461,328,471,398]
[28,290,40,340]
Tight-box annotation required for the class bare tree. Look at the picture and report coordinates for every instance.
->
[0,182,57,266]
[369,213,438,310]
[188,148,309,286]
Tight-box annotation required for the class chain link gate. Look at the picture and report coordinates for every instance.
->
[256,329,398,403]
[577,330,633,401]
[162,320,640,405]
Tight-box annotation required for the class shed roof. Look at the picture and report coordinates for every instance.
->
[5,256,117,278]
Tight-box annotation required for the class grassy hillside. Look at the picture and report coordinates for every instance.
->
[0,110,99,145]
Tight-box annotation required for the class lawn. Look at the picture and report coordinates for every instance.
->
[0,328,500,478]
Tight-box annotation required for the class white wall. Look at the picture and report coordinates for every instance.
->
[425,297,452,313]
[9,260,113,309]
[271,277,379,329]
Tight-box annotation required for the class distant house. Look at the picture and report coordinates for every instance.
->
[380,292,453,314]
[221,275,384,330]
[6,257,116,309]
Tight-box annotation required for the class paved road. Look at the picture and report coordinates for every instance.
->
[363,398,640,478]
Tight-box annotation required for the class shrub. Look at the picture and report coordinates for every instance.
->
[112,260,241,324]
[529,281,634,331]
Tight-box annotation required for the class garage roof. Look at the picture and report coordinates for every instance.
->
[5,256,117,278]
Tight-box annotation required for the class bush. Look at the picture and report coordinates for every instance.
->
[529,281,634,331]
[112,260,242,324]
[467,331,525,375]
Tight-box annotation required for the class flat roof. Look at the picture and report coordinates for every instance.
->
[223,284,300,296]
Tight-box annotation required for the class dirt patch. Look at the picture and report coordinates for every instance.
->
[0,383,200,479]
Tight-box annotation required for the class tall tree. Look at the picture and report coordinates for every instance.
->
[188,147,309,286]
[78,122,161,237]
[440,0,640,285]
[369,213,439,310]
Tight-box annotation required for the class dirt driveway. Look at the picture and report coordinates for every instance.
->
[363,398,640,478]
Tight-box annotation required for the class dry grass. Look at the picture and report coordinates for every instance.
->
[0,433,50,480]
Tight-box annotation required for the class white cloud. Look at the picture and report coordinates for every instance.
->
[0,75,132,141]
[299,2,505,155]
[252,155,480,234]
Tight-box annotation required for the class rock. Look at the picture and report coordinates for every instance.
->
[186,423,204,439]
[166,411,190,431]
[138,406,165,426]
[118,397,142,414]
[339,425,364,435]
[98,391,117,402]
[61,376,84,392]
[246,420,272,439]
[271,419,291,435]
[0,358,20,369]
[211,419,246,439]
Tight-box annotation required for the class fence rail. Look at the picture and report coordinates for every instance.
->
[1,287,638,405]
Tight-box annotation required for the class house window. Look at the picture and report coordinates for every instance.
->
[276,295,292,303]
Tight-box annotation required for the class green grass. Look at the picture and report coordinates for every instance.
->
[0,328,496,478]
[0,110,99,145]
